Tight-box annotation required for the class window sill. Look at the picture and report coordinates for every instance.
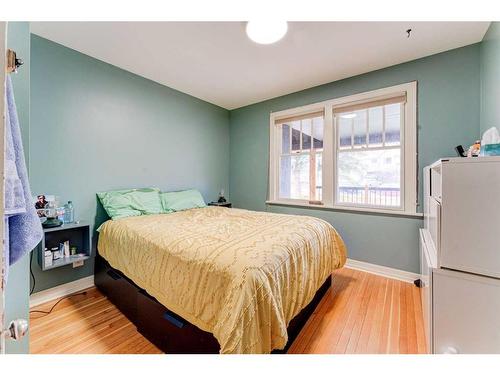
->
[265,200,424,218]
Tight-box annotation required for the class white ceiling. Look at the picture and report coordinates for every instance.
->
[30,22,490,110]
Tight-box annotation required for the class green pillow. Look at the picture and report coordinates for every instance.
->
[97,187,162,220]
[160,189,206,212]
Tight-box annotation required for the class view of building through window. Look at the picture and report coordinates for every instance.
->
[336,103,402,207]
[270,83,415,214]
[277,102,402,207]
[279,116,323,201]
[338,149,401,206]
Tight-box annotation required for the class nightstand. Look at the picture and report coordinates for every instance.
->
[37,222,92,270]
[208,202,232,208]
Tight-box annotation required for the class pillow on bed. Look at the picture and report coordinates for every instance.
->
[97,187,163,220]
[160,189,206,212]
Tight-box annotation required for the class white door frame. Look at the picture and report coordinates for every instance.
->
[0,21,7,355]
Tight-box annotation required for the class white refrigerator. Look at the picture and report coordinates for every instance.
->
[420,156,500,354]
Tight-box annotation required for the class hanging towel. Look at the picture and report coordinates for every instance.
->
[4,76,43,276]
[5,86,26,216]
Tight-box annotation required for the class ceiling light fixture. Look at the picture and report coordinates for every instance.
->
[341,113,357,119]
[246,21,288,45]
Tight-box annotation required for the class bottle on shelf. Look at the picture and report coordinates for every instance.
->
[63,201,74,224]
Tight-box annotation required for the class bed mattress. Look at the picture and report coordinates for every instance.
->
[97,206,346,353]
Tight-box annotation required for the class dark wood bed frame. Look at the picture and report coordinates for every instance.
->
[95,252,330,354]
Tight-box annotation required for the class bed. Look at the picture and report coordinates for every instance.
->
[95,206,346,354]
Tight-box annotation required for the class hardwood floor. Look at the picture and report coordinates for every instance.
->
[30,268,426,354]
[288,268,427,354]
[30,288,161,354]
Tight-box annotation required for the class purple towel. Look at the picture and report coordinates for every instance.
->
[4,76,43,280]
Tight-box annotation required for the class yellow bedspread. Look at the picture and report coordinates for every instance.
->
[98,207,346,353]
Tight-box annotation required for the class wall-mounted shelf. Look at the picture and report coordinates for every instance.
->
[41,254,91,271]
[37,221,92,271]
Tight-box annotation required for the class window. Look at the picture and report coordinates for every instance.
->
[334,97,404,209]
[276,112,324,202]
[269,82,417,215]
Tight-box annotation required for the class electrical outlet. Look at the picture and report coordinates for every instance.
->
[73,259,84,268]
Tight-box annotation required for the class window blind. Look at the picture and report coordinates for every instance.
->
[274,110,324,124]
[332,93,406,114]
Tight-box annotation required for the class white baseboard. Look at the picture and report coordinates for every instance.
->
[28,260,416,307]
[30,275,95,308]
[345,258,420,284]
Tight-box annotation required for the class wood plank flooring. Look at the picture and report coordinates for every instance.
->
[30,268,426,354]
[30,288,161,354]
[288,268,427,354]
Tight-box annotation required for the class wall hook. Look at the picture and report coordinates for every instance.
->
[6,49,23,74]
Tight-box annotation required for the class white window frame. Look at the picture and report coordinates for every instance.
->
[268,82,419,217]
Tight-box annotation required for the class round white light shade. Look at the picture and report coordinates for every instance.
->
[246,21,288,45]
[341,113,357,119]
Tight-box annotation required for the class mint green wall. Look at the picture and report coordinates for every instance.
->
[480,22,500,134]
[229,44,481,273]
[29,35,230,292]
[5,21,31,354]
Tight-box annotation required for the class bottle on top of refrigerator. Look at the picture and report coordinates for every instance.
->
[64,201,74,224]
